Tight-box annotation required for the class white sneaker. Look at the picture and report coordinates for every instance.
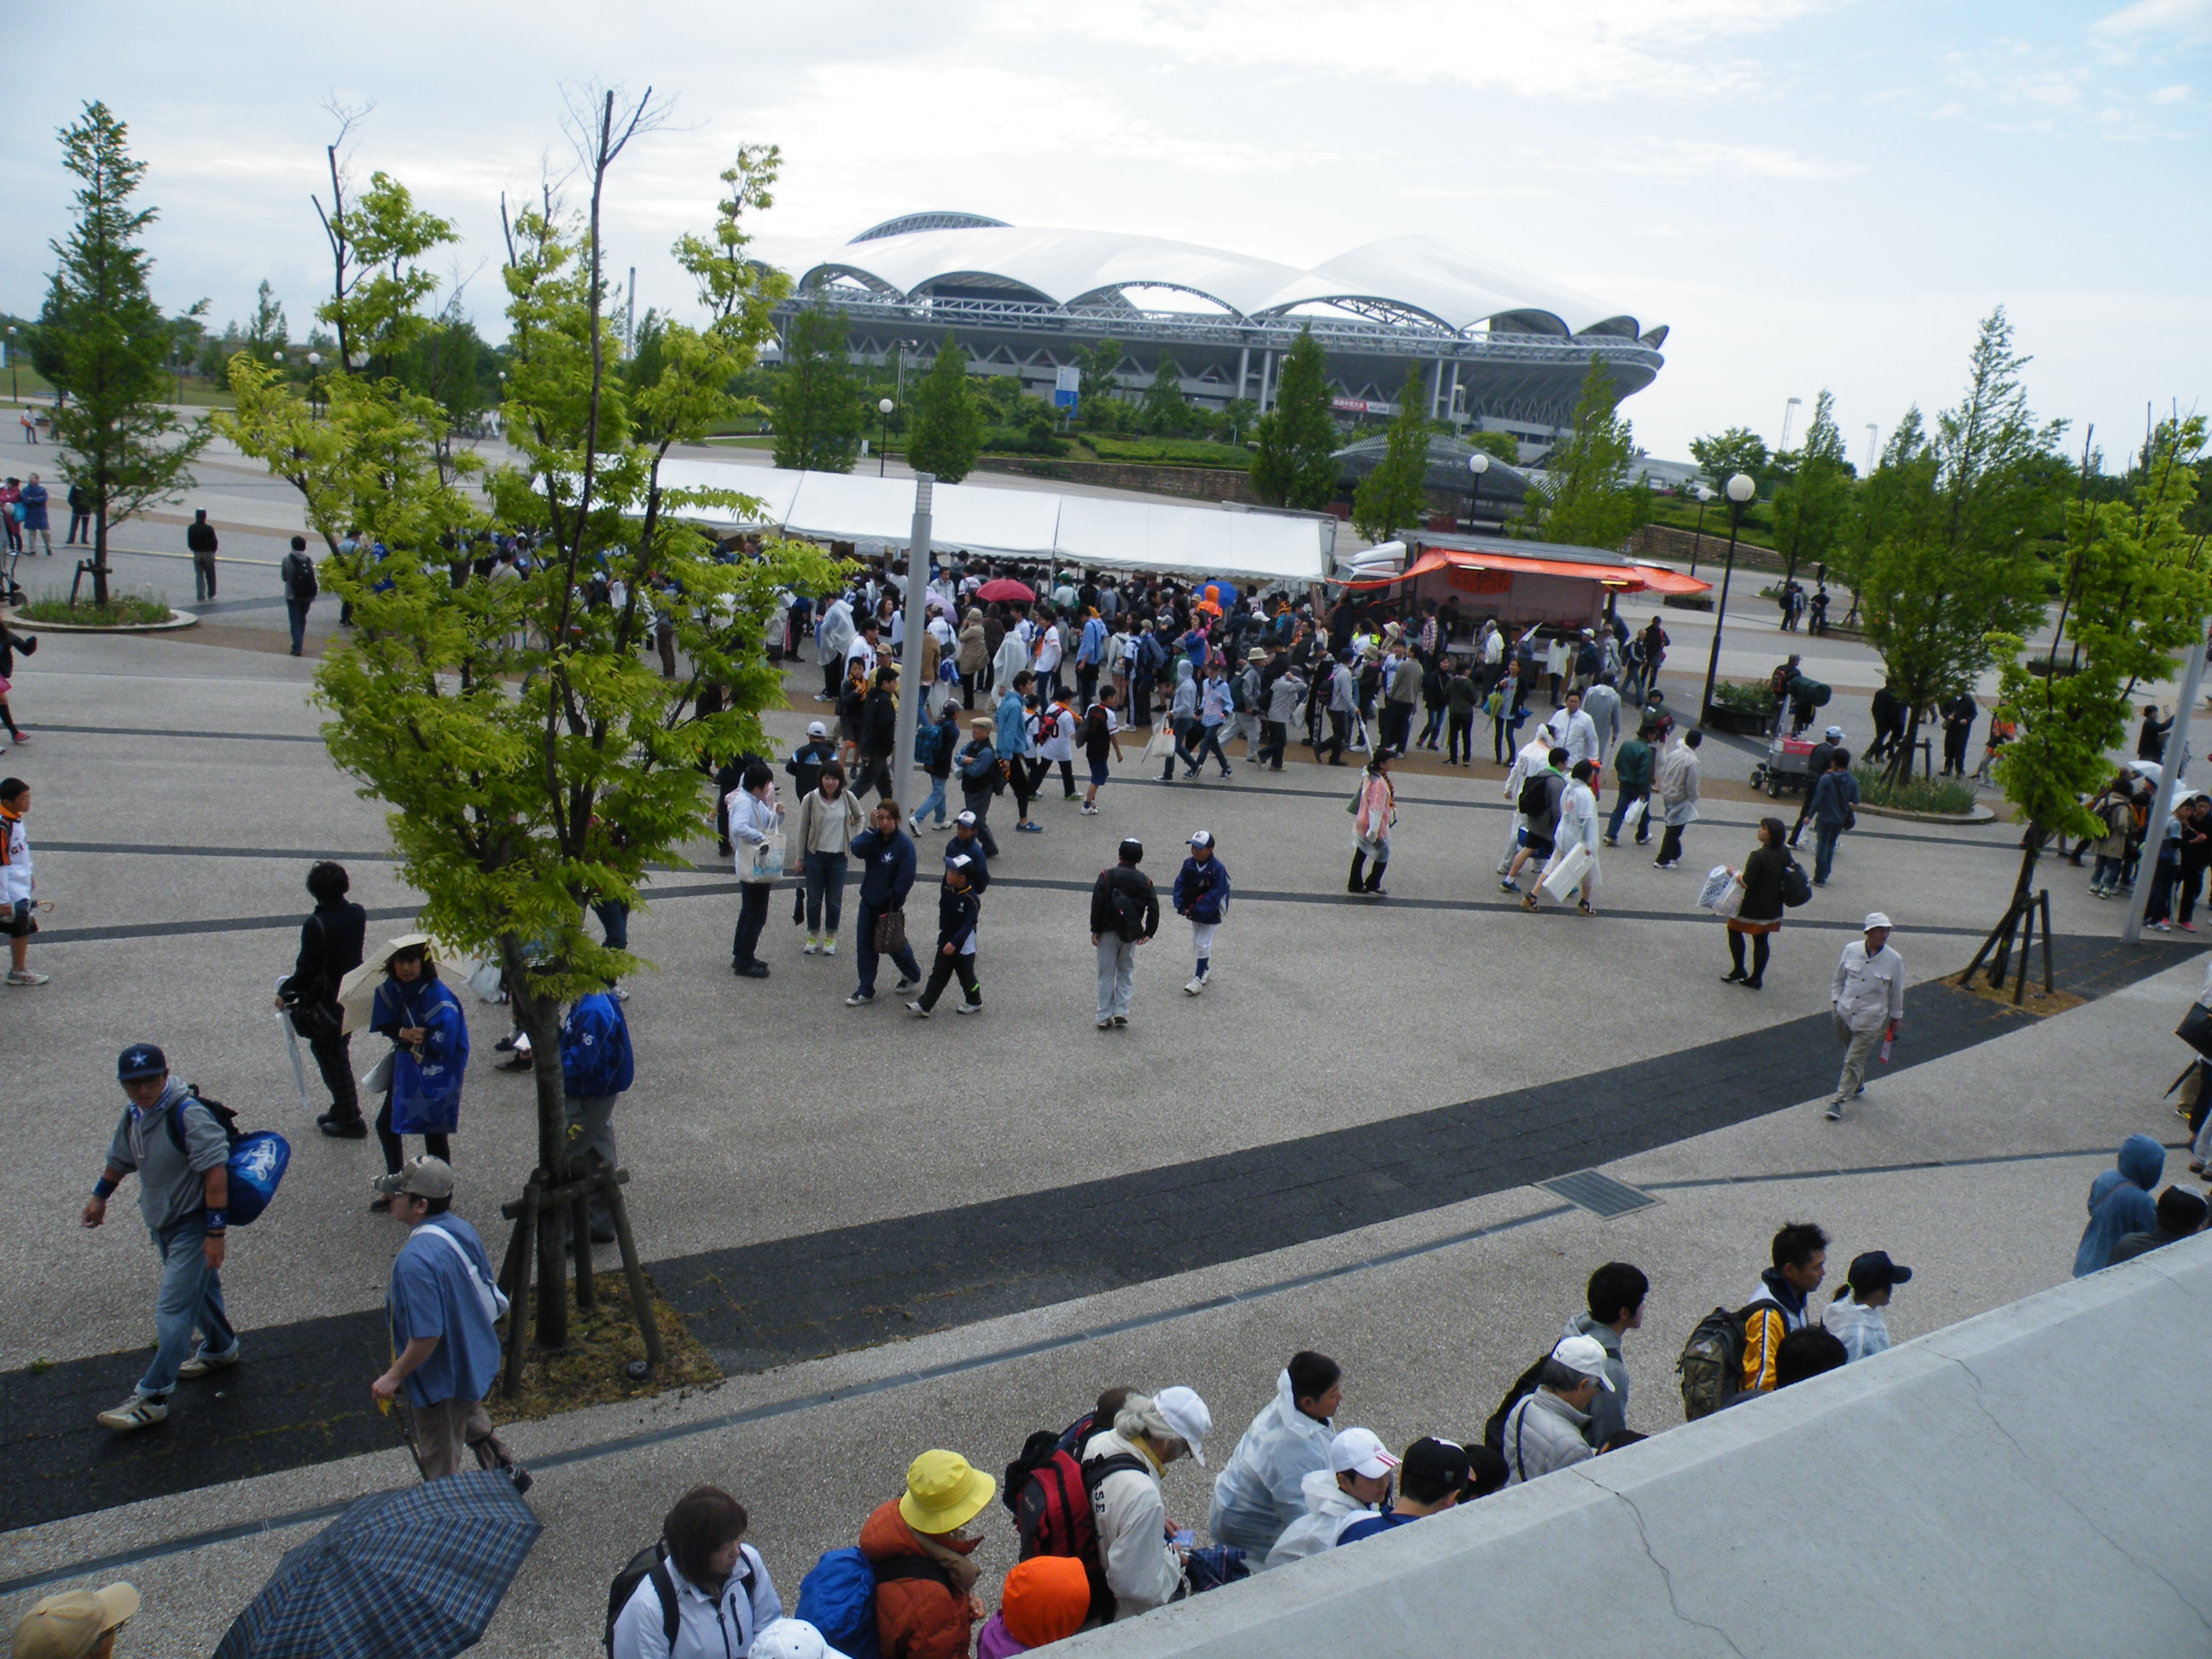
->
[1097,1017,1114,1030]
[7,969,48,987]
[177,1344,242,1380]
[1081,803,1099,815]
[823,938,838,957]
[1185,975,1205,995]
[97,1394,168,1430]
[845,992,874,1007]
[955,1000,983,1015]
[906,1000,931,1018]
[802,937,819,956]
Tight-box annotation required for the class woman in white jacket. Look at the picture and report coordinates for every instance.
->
[1084,1387,1212,1622]
[1208,1354,1339,1556]
[610,1485,783,1659]
[1527,759,1601,917]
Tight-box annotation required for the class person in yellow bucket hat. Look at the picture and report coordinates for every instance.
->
[858,1450,997,1658]
[11,1582,139,1659]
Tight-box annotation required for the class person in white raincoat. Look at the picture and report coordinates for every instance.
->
[1260,1429,1400,1570]
[1528,760,1601,917]
[1207,1354,1341,1555]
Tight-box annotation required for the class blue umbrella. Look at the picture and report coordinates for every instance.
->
[216,1470,541,1659]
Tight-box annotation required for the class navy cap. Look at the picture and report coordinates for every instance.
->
[1847,1250,1913,1295]
[117,1043,167,1082]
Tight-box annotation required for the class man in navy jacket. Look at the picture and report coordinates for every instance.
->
[847,801,924,1006]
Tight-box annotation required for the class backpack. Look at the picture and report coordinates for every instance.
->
[1103,868,1146,942]
[1482,1352,1553,1452]
[1083,705,1111,748]
[282,550,319,600]
[1516,771,1552,818]
[1779,856,1813,909]
[913,719,942,767]
[604,1540,755,1654]
[795,1546,954,1659]
[162,1091,289,1225]
[1676,1306,1754,1420]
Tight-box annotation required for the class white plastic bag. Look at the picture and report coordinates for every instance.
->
[1621,796,1647,830]
[1696,864,1737,913]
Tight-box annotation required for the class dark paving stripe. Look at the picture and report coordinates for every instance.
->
[23,723,324,744]
[0,934,2182,1536]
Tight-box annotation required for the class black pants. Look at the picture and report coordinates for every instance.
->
[731,882,771,966]
[376,1090,451,1176]
[855,899,923,994]
[1382,701,1413,751]
[1348,849,1387,892]
[307,1025,359,1124]
[1028,755,1076,797]
[1259,719,1286,768]
[1726,928,1772,981]
[1657,823,1685,864]
[1318,709,1349,765]
[853,752,894,800]
[1007,760,1035,822]
[918,946,981,1010]
[961,790,1001,857]
[1941,731,1970,775]
[1447,713,1473,764]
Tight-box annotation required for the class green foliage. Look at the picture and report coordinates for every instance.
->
[247,280,288,354]
[1770,388,1854,579]
[1352,365,1433,543]
[1249,327,1337,509]
[1690,427,1771,495]
[906,333,982,482]
[18,585,172,626]
[1709,679,1777,715]
[1220,397,1259,443]
[1991,416,2210,843]
[1465,428,1519,463]
[1851,766,1977,815]
[38,101,212,602]
[1529,355,1646,550]
[1138,355,1194,436]
[1089,436,1253,468]
[771,300,864,473]
[1075,337,1123,426]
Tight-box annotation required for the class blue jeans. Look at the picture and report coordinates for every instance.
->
[913,777,948,827]
[1814,821,1844,883]
[1191,723,1231,772]
[803,851,849,935]
[1606,787,1650,843]
[592,898,630,951]
[2093,853,2124,890]
[286,597,311,654]
[138,1216,236,1399]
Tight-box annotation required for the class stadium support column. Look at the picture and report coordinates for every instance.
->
[1259,348,1276,414]
[1237,345,1250,404]
[1430,357,1445,420]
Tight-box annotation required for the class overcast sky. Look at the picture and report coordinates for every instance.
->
[5,0,2203,463]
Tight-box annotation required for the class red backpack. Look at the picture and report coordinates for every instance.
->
[1010,1426,1146,1624]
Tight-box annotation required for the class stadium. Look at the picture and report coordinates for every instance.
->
[765,212,1667,447]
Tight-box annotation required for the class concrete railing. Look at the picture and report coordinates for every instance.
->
[1065,1234,2212,1657]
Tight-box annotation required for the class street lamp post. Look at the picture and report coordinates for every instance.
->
[877,398,894,477]
[306,351,323,417]
[7,326,17,404]
[1697,472,1759,725]
[1689,484,1714,577]
[1465,450,1489,533]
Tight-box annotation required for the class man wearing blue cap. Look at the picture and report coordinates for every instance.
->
[81,1044,238,1431]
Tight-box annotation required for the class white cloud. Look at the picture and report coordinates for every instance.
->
[987,0,1846,102]
[2151,82,2193,101]
[2095,0,2212,38]
[1589,139,1861,179]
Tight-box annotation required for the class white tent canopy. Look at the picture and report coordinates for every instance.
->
[646,459,1333,587]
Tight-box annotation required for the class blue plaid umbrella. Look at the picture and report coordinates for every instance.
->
[216,1470,541,1659]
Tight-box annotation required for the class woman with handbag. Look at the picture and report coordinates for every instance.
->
[796,760,864,957]
[1348,748,1397,898]
[729,760,784,979]
[1722,817,1791,991]
[369,940,471,1208]
[277,860,368,1139]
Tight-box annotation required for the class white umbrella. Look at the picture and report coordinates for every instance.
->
[2128,760,2163,783]
[336,933,434,1036]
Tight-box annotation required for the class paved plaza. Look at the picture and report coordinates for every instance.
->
[0,452,2203,1652]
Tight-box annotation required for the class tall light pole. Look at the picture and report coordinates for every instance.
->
[891,474,936,813]
[306,351,323,417]
[1863,423,1879,473]
[1689,484,1714,578]
[7,326,17,404]
[1697,472,1759,725]
[878,397,894,477]
[1465,450,1489,532]
[1778,395,1802,454]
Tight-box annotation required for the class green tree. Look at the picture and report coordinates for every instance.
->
[38,102,211,606]
[906,333,983,482]
[1986,417,2209,944]
[1220,397,1259,444]
[1250,327,1337,509]
[1138,354,1191,436]
[1351,365,1432,543]
[1770,388,1854,583]
[1831,308,2065,781]
[222,111,839,1359]
[247,279,289,355]
[771,300,864,472]
[1465,428,1519,463]
[1075,337,1123,427]
[1690,427,1772,496]
[1529,355,1644,550]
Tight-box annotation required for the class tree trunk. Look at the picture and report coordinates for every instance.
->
[92,509,110,607]
[1884,704,1924,787]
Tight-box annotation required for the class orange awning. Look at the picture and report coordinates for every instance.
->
[1627,563,1714,595]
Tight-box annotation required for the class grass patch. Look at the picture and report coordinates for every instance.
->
[1088,436,1254,469]
[487,1272,720,1426]
[17,585,175,626]
[1853,765,1977,815]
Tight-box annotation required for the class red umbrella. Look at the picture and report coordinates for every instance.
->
[976,578,1035,603]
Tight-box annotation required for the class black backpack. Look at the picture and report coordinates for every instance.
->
[1104,870,1147,942]
[1517,771,1557,822]
[1779,856,1813,909]
[605,1540,756,1653]
[282,550,319,600]
[1482,1352,1553,1452]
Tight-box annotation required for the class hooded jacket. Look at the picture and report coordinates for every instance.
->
[858,1499,978,1659]
[1501,1389,1595,1485]
[1739,1265,1814,1394]
[1563,1313,1629,1446]
[1208,1370,1334,1555]
[1261,1468,1378,1571]
[559,992,634,1099]
[2075,1134,2165,1277]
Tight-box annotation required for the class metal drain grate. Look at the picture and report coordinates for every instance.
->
[1539,1169,1658,1219]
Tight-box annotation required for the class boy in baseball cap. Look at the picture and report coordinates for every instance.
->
[1336,1437,1471,1545]
[1264,1428,1400,1567]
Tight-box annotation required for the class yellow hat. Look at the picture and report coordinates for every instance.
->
[13,1584,141,1659]
[898,1449,997,1535]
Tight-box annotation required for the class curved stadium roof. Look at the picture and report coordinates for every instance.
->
[783,215,1657,343]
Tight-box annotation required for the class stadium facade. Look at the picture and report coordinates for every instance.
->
[765,212,1666,445]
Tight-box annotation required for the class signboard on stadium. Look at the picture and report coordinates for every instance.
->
[1330,398,1397,416]
[1054,364,1080,411]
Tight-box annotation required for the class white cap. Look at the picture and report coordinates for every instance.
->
[1551,1334,1617,1390]
[1824,725,1843,740]
[807,721,828,738]
[1188,830,1214,848]
[1153,1385,1212,1464]
[1328,1427,1402,1478]
[1863,911,1893,931]
[751,1620,850,1659]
